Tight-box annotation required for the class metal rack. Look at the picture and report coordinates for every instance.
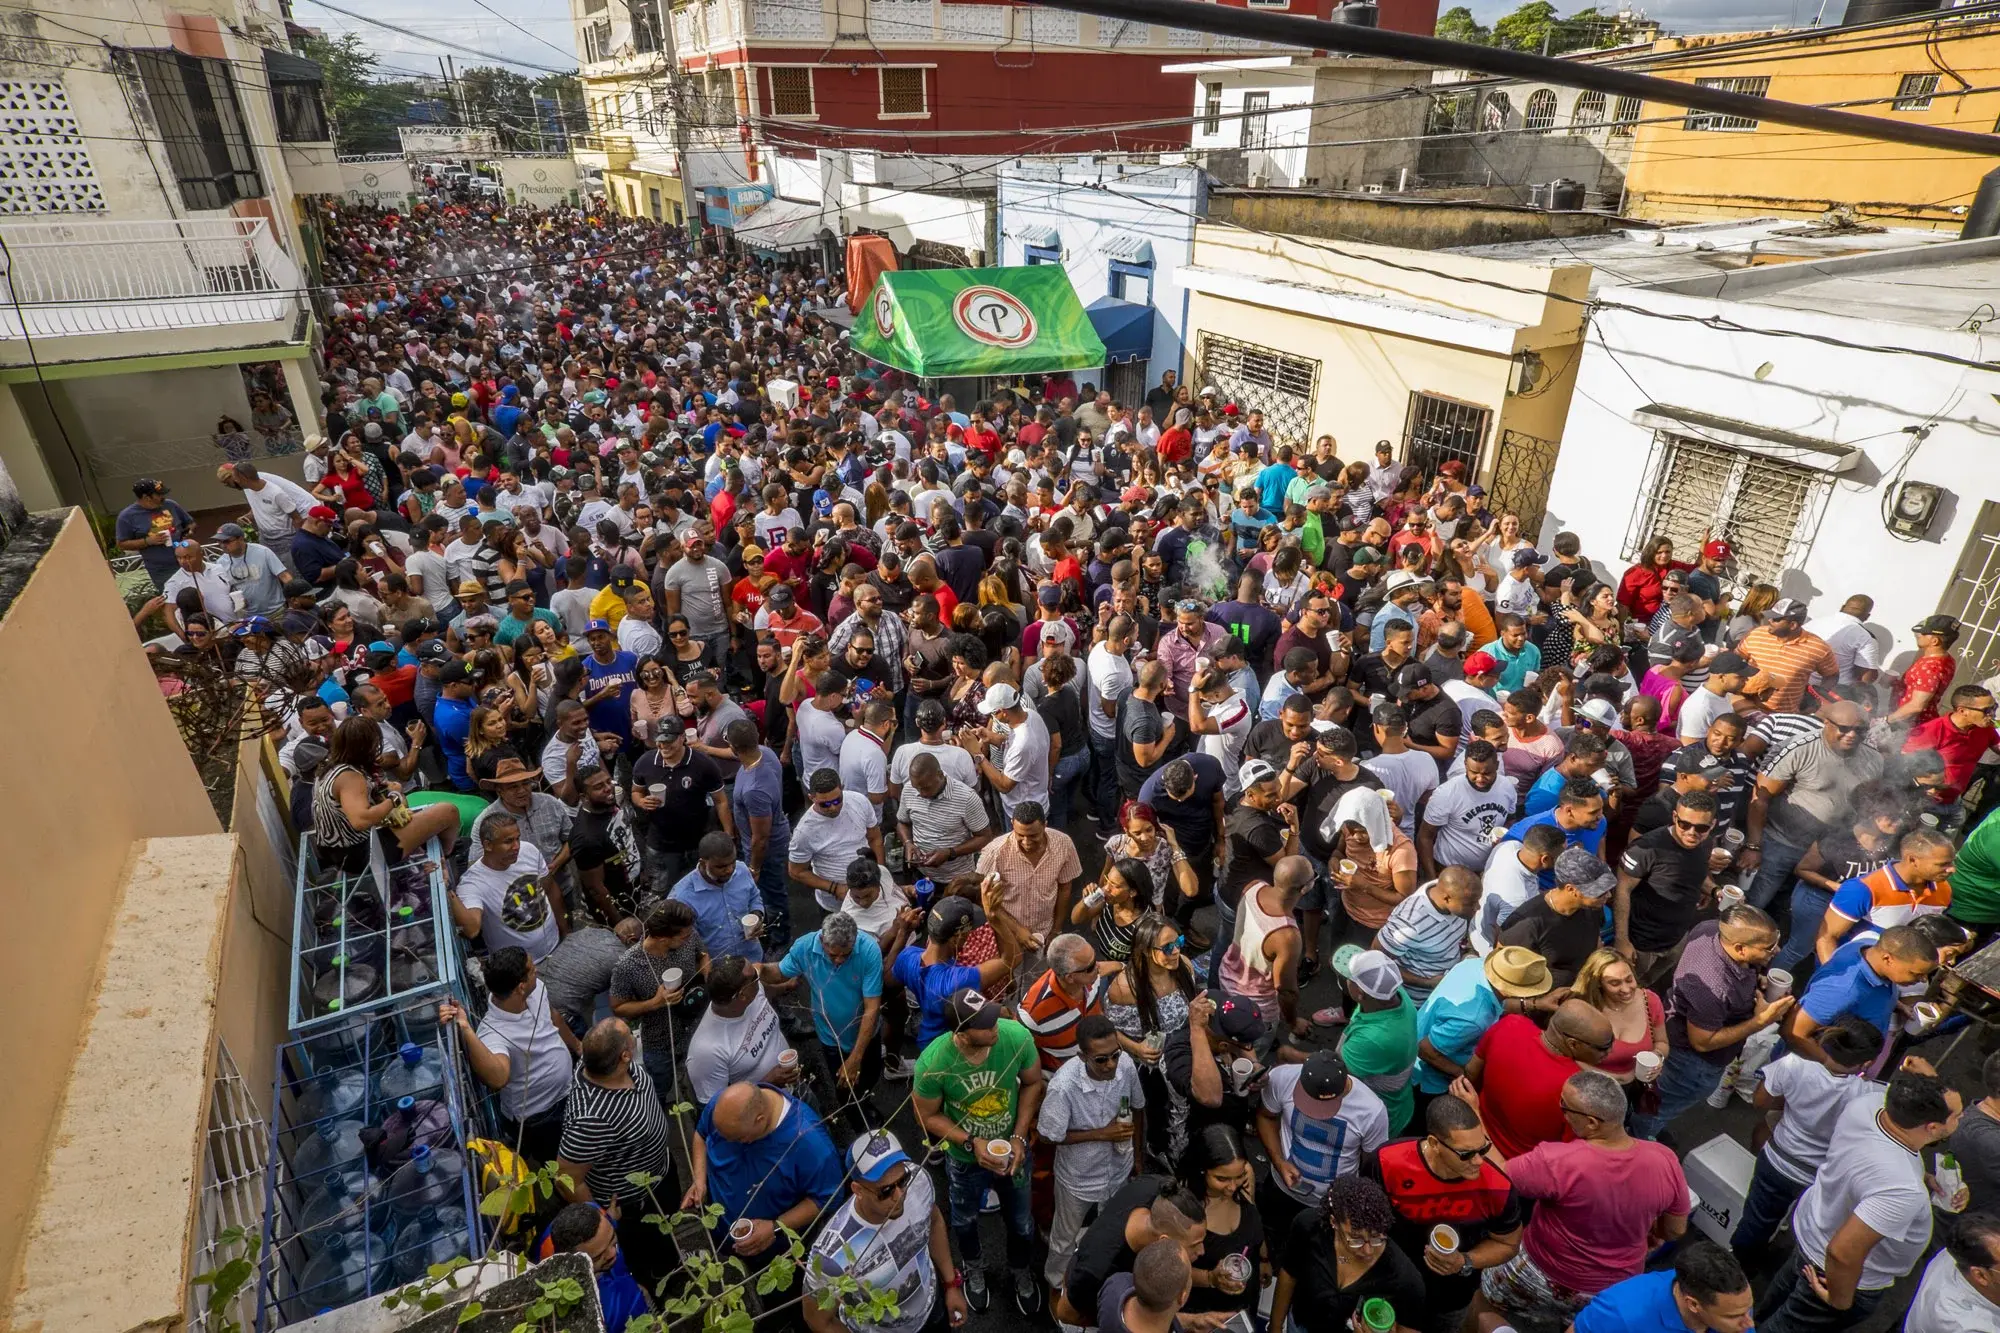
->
[288,837,462,1033]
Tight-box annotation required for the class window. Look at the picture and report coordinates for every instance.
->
[270,80,329,142]
[1403,392,1491,479]
[1201,81,1222,135]
[629,0,664,53]
[1024,244,1059,265]
[879,67,926,117]
[625,181,637,214]
[1426,91,1474,136]
[1198,333,1320,448]
[1570,90,1606,132]
[648,185,662,219]
[1241,91,1270,149]
[1481,90,1511,131]
[1109,260,1153,303]
[133,51,264,210]
[583,20,613,61]
[1683,76,1769,132]
[672,200,683,225]
[769,67,814,117]
[1524,88,1559,132]
[0,80,106,213]
[1937,501,2000,690]
[1610,94,1641,136]
[1894,72,1940,110]
[186,1044,266,1333]
[1626,435,1826,590]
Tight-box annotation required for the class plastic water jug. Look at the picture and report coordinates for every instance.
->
[289,1228,388,1321]
[292,1116,367,1188]
[311,956,382,1014]
[388,902,434,954]
[377,1042,445,1100]
[389,1204,470,1283]
[383,1144,465,1224]
[297,1067,369,1124]
[388,948,435,994]
[297,1172,377,1248]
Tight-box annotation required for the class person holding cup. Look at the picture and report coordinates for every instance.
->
[1573,949,1668,1098]
[1178,1126,1267,1320]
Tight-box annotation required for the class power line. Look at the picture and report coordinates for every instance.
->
[461,0,583,63]
[294,0,578,74]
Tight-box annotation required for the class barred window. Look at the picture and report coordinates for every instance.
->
[1626,434,1825,591]
[1893,73,1939,110]
[879,67,925,117]
[1684,76,1769,132]
[770,67,814,117]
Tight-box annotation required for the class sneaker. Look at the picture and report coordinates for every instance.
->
[882,1054,914,1080]
[964,1271,990,1313]
[1014,1270,1043,1317]
[982,1188,1001,1214]
[1706,1076,1736,1109]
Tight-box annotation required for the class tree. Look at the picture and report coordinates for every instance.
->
[457,64,545,150]
[1491,0,1560,51]
[297,31,431,154]
[1434,6,1491,44]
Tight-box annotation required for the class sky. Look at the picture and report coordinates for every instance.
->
[289,0,1851,79]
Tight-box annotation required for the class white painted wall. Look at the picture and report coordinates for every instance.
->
[1186,70,1320,187]
[838,181,989,262]
[1540,267,2000,678]
[996,159,1206,384]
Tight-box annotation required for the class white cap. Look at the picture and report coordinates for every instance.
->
[978,683,1022,714]
[1577,698,1620,729]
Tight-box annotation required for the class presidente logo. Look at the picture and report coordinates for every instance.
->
[873,283,896,340]
[952,285,1036,348]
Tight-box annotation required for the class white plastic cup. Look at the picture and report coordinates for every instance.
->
[1763,969,1792,1001]
[1488,825,1510,846]
[1427,1225,1460,1256]
[1723,828,1745,849]
[1718,885,1745,911]
[231,590,247,612]
[662,967,685,993]
[648,783,667,799]
[1338,859,1360,878]
[1230,1057,1255,1093]
[729,1219,754,1243]
[989,1139,1014,1167]
[777,1049,798,1070]
[742,913,762,937]
[1219,1253,1253,1286]
[1634,1051,1663,1083]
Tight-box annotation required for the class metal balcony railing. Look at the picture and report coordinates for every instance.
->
[0,216,305,339]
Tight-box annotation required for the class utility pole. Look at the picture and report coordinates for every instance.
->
[655,3,705,247]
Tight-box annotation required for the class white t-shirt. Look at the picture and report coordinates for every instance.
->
[242,473,317,540]
[475,980,573,1120]
[1791,1088,1931,1291]
[1471,842,1541,955]
[795,700,850,787]
[998,708,1052,822]
[684,989,790,1105]
[805,1168,938,1333]
[1676,684,1735,744]
[1759,1053,1879,1185]
[406,549,456,613]
[1368,748,1440,837]
[1087,645,1134,740]
[754,507,803,546]
[1493,574,1539,621]
[618,615,662,657]
[845,875,910,943]
[1038,1053,1145,1201]
[1422,774,1520,870]
[791,799,881,910]
[541,731,603,790]
[458,842,560,960]
[887,740,978,791]
[1908,1250,2000,1333]
[1258,1063,1389,1202]
[839,729,890,803]
[163,565,236,621]
[1199,692,1256,795]
[1443,679,1500,735]
[1804,612,1883,685]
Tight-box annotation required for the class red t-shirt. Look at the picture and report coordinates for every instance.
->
[1906,712,1997,800]
[1371,1137,1520,1243]
[1508,1138,1689,1295]
[931,583,959,625]
[763,546,812,591]
[1473,1014,1577,1159]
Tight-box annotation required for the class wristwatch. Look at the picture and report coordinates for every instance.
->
[1459,1254,1475,1276]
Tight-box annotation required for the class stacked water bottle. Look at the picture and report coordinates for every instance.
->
[297,860,444,1025]
[278,1033,475,1323]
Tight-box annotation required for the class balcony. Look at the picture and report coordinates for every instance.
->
[0,217,307,366]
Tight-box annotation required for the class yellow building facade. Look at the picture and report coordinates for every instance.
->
[1621,11,2000,229]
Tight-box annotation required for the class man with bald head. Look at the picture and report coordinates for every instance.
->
[1744,698,1883,911]
[1461,998,1611,1159]
[683,1080,844,1263]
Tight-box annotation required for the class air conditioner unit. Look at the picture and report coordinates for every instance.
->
[1247,171,1271,188]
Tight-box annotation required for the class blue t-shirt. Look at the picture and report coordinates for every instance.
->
[732,749,793,853]
[1523,767,1569,816]
[1570,1270,1687,1333]
[115,499,194,585]
[1370,602,1417,653]
[582,649,640,739]
[1489,639,1542,693]
[1414,956,1500,1094]
[433,694,475,791]
[1506,809,1606,886]
[694,1092,845,1229]
[291,529,350,589]
[892,946,983,1047]
[670,864,765,963]
[1801,937,1898,1034]
[780,931,884,1050]
[1255,462,1297,513]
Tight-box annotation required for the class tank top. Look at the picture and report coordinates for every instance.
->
[1219,882,1297,1023]
[312,764,371,851]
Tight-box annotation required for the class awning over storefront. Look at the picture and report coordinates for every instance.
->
[850,265,1107,378]
[1085,296,1154,364]
[734,196,827,252]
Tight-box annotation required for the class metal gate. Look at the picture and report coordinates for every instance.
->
[1106,360,1148,411]
[1488,428,1561,538]
[1402,391,1491,479]
[1196,332,1319,449]
[1622,433,1828,595]
[1935,499,2000,690]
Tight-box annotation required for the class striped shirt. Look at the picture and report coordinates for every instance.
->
[898,774,989,880]
[1740,627,1840,712]
[1749,711,1822,774]
[558,1062,673,1202]
[1375,885,1470,999]
[1018,969,1106,1070]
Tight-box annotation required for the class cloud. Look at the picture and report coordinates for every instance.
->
[293,0,578,75]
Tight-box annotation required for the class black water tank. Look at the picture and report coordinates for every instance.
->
[1964,167,2000,240]
[1548,178,1586,210]
[1331,2,1379,24]
[1841,0,1939,27]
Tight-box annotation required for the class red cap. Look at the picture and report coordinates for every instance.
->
[1703,539,1733,560]
[1464,650,1500,675]
[306,504,338,521]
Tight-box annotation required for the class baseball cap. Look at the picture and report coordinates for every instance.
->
[1463,650,1500,676]
[1702,538,1734,560]
[1210,990,1269,1043]
[1767,597,1809,621]
[231,615,275,637]
[306,504,338,522]
[132,478,166,497]
[1350,546,1386,566]
[1915,614,1962,637]
[1293,1050,1353,1120]
[1237,758,1279,790]
[585,618,614,634]
[1667,743,1726,781]
[415,639,453,664]
[1390,662,1434,700]
[948,986,1001,1032]
[1707,650,1752,677]
[1510,548,1546,569]
[1576,698,1621,729]
[741,544,767,562]
[438,660,473,686]
[1037,584,1064,607]
[1331,946,1403,1002]
[849,1130,913,1183]
[765,583,796,607]
[1556,848,1618,900]
[215,522,247,540]
[931,896,987,938]
[979,683,1021,714]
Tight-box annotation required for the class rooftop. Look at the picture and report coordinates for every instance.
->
[1446,217,1963,298]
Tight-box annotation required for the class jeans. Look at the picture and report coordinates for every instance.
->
[942,1154,1033,1273]
[641,1043,682,1110]
[1088,731,1121,825]
[1048,749,1090,830]
[1755,1246,1887,1333]
[747,834,791,949]
[645,846,702,904]
[1731,1147,1809,1259]
[1631,1046,1726,1140]
[1207,892,1237,982]
[1749,835,1808,913]
[1772,883,1833,973]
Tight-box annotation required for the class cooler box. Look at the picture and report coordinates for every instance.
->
[1684,1135,1756,1245]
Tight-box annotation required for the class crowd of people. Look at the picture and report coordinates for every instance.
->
[121,192,2000,1333]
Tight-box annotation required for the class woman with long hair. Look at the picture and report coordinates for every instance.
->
[666,613,710,674]
[628,653,682,746]
[1104,801,1199,914]
[1616,535,1684,623]
[1574,948,1667,1086]
[1103,910,1200,1158]
[314,716,459,873]
[463,703,519,787]
[1070,855,1153,969]
[1725,582,1779,648]
[1178,1126,1266,1316]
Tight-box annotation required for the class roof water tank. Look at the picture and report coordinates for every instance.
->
[1331,2,1379,24]
[1548,178,1586,210]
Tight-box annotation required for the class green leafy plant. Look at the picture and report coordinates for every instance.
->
[190,1226,263,1333]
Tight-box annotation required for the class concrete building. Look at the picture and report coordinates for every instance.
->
[996,159,1207,403]
[1172,55,1433,192]
[0,0,334,516]
[1618,8,2000,229]
[1174,222,1589,534]
[1476,218,2000,682]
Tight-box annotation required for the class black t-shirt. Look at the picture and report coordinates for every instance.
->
[1115,691,1170,798]
[632,748,724,852]
[1350,652,1403,703]
[1098,1273,1185,1333]
[1243,718,1300,771]
[570,800,642,917]
[1064,1175,1167,1315]
[1632,788,1677,839]
[1364,1141,1523,1332]
[1162,1026,1260,1150]
[1496,894,1600,986]
[1279,1209,1427,1333]
[1138,752,1227,854]
[1406,696,1463,757]
[1039,686,1087,760]
[1182,1198,1265,1314]
[1219,804,1287,910]
[1299,764,1385,863]
[1619,825,1713,953]
[1806,824,1896,887]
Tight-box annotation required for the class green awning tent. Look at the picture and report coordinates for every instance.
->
[850,265,1107,379]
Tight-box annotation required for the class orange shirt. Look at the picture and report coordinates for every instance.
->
[1458,588,1498,651]
[1741,627,1839,712]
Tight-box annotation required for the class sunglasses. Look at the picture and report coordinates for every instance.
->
[813,795,843,811]
[1827,722,1867,737]
[1434,1137,1492,1161]
[868,1172,913,1200]
[1154,935,1185,956]
[668,629,688,639]
[1673,817,1715,834]
[1086,1051,1120,1067]
[1559,1099,1600,1119]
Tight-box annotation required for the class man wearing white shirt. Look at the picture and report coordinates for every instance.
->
[162,540,236,624]
[1907,1215,2000,1333]
[220,461,316,571]
[1804,595,1883,685]
[1087,617,1137,824]
[1470,824,1566,954]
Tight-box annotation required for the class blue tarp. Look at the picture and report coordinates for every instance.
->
[1085,296,1154,364]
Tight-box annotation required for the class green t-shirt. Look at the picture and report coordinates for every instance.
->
[1952,807,2000,924]
[913,1020,1038,1163]
[1337,991,1419,1136]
